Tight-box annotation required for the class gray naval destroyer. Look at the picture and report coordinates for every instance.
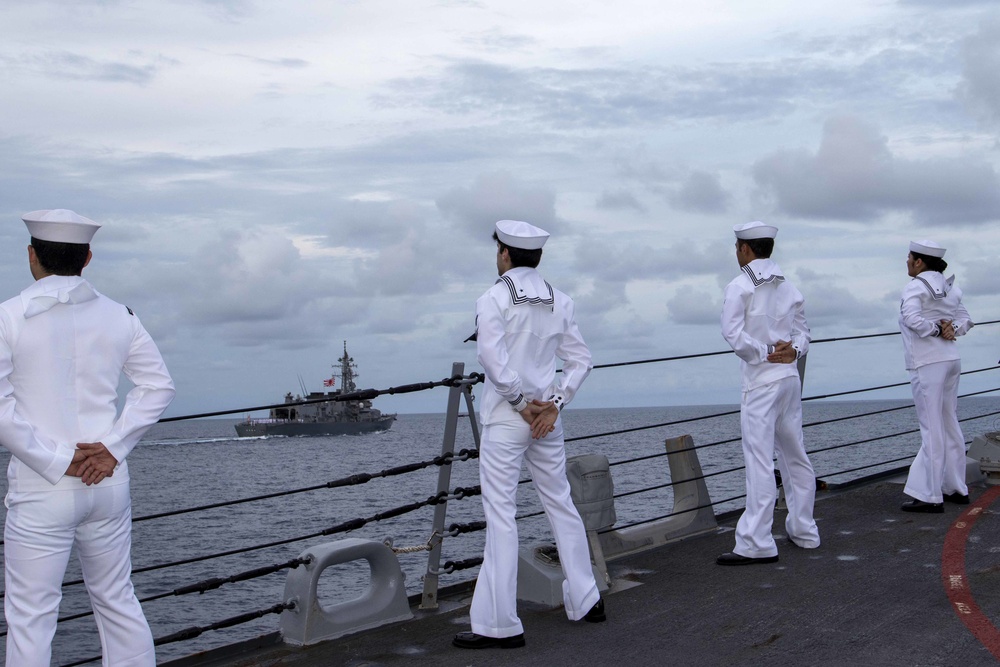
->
[234,342,396,437]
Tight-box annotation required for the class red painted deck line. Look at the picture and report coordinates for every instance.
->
[942,485,1000,660]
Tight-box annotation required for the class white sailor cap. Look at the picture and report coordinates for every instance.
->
[495,219,549,250]
[23,209,101,244]
[733,220,778,240]
[909,239,945,258]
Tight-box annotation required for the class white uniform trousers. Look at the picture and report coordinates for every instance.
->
[471,419,600,638]
[4,483,155,667]
[735,375,820,558]
[904,359,967,504]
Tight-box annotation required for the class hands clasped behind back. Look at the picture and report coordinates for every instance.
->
[65,442,118,486]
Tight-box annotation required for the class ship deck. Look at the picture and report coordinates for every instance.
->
[167,475,1000,666]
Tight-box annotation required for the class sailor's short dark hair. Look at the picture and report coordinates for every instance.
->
[30,237,90,276]
[493,231,542,268]
[910,251,948,273]
[738,237,774,258]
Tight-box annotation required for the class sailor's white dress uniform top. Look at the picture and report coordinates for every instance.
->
[721,259,809,391]
[721,257,820,559]
[898,271,973,370]
[475,266,591,423]
[0,274,174,667]
[898,270,973,504]
[0,276,174,491]
[470,265,598,639]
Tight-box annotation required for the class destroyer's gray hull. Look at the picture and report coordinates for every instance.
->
[234,416,395,438]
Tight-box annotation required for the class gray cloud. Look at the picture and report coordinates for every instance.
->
[573,238,730,284]
[0,50,168,84]
[614,156,678,184]
[462,29,537,53]
[595,189,646,213]
[667,171,730,214]
[752,115,1000,225]
[376,59,801,128]
[233,54,310,69]
[666,288,722,325]
[167,230,325,324]
[795,267,896,331]
[0,136,495,354]
[374,29,964,132]
[436,170,562,238]
[957,19,1000,126]
[960,259,996,297]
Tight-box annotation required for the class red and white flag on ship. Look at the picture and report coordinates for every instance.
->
[323,378,335,387]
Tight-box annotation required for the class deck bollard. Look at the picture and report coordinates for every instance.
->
[280,538,412,645]
[597,434,717,559]
[567,454,616,588]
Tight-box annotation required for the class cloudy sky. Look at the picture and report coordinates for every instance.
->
[1,0,998,418]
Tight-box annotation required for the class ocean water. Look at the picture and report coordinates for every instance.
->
[1,398,998,665]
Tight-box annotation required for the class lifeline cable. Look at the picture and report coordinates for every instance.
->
[565,365,1000,444]
[160,372,484,422]
[131,448,479,523]
[513,408,1000,521]
[51,485,482,590]
[58,601,297,667]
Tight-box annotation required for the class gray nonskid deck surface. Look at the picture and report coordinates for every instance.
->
[176,480,1000,667]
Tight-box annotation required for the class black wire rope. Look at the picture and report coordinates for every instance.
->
[598,493,749,532]
[572,387,1000,476]
[564,365,999,445]
[131,449,479,523]
[28,557,313,633]
[807,409,1000,457]
[514,407,1000,521]
[817,455,915,479]
[587,319,1000,371]
[147,321,1000,426]
[47,485,480,591]
[159,372,483,423]
[59,601,297,667]
[518,392,999,495]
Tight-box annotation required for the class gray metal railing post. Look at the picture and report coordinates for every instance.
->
[420,362,466,610]
[463,382,481,450]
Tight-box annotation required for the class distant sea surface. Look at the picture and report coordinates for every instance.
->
[1,398,998,665]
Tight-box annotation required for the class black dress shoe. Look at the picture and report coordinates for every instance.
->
[943,492,970,505]
[452,631,525,649]
[716,552,779,566]
[584,598,606,623]
[901,499,944,514]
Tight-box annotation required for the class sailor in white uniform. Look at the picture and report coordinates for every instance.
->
[0,209,175,666]
[898,240,974,513]
[717,221,820,566]
[453,220,603,650]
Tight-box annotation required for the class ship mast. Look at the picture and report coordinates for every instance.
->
[336,340,358,393]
